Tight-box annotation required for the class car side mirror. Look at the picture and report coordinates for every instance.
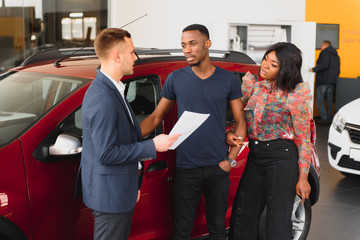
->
[49,134,82,156]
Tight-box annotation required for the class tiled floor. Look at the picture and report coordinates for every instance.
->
[307,123,360,240]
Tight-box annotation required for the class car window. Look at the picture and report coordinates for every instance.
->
[0,71,90,146]
[226,72,245,125]
[60,108,82,137]
[125,76,162,138]
[59,76,162,141]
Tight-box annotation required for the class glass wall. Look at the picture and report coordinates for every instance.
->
[0,0,107,71]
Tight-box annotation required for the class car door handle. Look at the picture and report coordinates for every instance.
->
[146,160,168,173]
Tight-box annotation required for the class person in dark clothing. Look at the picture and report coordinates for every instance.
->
[79,28,179,240]
[140,24,247,240]
[309,40,340,124]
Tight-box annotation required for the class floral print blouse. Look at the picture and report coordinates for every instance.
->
[241,72,312,174]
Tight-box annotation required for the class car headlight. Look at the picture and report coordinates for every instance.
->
[332,114,346,133]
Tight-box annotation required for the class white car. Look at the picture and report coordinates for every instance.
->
[328,98,360,176]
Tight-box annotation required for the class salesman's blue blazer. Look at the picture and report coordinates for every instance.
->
[80,71,156,213]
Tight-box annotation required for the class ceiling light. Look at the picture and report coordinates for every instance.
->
[69,12,83,18]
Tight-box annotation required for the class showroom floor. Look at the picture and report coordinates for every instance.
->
[307,123,360,240]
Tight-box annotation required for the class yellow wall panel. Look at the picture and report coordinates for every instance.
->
[306,0,360,78]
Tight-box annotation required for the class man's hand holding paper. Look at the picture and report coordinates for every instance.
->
[168,111,210,150]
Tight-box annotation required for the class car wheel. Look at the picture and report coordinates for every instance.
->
[340,171,360,178]
[258,196,311,240]
[291,196,311,240]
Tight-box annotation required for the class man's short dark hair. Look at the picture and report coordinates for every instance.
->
[322,40,332,46]
[182,24,210,39]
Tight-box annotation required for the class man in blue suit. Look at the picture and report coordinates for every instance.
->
[80,28,179,240]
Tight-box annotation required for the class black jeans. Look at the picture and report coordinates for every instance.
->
[229,139,299,240]
[172,165,230,240]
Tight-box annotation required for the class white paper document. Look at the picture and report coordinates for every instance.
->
[169,111,210,150]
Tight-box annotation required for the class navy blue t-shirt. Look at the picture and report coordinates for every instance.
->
[162,66,242,168]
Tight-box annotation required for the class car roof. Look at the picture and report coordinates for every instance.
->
[11,47,257,79]
[13,56,100,79]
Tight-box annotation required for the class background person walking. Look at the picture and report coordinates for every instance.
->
[309,40,340,124]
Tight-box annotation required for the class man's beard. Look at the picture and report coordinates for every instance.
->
[189,61,200,66]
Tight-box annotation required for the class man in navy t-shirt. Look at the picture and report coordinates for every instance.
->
[162,66,242,169]
[140,24,246,240]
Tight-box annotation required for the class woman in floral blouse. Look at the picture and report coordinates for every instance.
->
[228,42,312,240]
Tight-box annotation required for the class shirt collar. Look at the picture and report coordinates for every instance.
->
[100,70,126,97]
[262,80,285,99]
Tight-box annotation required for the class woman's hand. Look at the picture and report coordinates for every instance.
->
[226,131,242,147]
[296,172,311,204]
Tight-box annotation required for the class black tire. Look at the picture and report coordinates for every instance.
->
[258,196,311,240]
[340,171,360,178]
[0,216,28,240]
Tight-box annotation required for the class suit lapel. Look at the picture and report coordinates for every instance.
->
[124,97,143,140]
[96,72,139,132]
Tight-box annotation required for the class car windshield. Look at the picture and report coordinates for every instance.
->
[0,71,90,146]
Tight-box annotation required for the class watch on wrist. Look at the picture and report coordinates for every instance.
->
[226,157,237,167]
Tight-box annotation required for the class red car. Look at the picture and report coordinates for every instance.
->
[0,48,320,240]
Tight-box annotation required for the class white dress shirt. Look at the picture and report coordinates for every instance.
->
[101,70,134,125]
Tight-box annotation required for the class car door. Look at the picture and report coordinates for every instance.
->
[19,76,92,240]
[124,74,178,239]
